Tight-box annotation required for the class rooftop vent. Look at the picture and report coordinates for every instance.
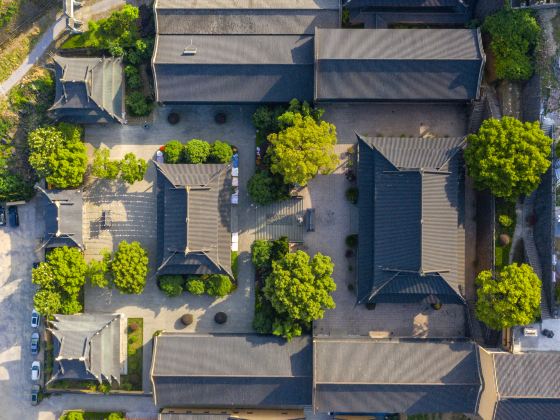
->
[183,39,197,56]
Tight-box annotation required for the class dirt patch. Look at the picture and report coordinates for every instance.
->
[0,0,58,46]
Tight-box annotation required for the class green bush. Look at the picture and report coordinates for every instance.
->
[247,170,289,205]
[159,275,184,297]
[92,148,120,180]
[185,277,205,295]
[183,139,210,163]
[126,91,152,116]
[163,140,184,163]
[124,65,142,90]
[346,187,358,204]
[209,140,233,163]
[206,274,233,297]
[61,412,85,420]
[252,240,272,272]
[271,236,289,262]
[107,413,125,420]
[119,153,147,184]
[231,251,239,280]
[252,105,286,146]
[499,214,513,228]
[482,7,541,81]
[346,234,358,248]
[0,169,34,202]
[0,2,19,30]
[111,241,149,294]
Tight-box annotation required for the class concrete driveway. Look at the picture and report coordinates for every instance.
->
[84,104,258,393]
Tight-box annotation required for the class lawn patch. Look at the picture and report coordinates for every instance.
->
[120,317,143,391]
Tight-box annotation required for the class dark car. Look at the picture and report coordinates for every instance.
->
[31,332,40,355]
[31,385,40,406]
[7,205,18,227]
[0,206,5,226]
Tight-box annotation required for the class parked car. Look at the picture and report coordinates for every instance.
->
[31,310,40,328]
[7,205,18,227]
[31,361,41,381]
[31,332,40,355]
[31,385,40,406]
[0,205,5,226]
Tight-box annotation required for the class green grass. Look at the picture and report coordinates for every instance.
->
[61,31,100,49]
[49,379,98,391]
[120,318,143,391]
[60,411,125,420]
[495,199,517,271]
[231,251,239,280]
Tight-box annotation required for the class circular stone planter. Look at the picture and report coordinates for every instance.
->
[181,314,194,326]
[214,112,227,124]
[365,302,376,311]
[431,303,442,311]
[214,312,227,324]
[167,112,180,125]
[499,234,511,246]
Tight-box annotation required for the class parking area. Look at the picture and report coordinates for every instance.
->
[83,105,258,393]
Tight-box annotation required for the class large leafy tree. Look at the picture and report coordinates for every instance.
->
[28,124,87,188]
[33,247,87,296]
[111,241,149,294]
[86,251,112,288]
[92,148,120,180]
[465,117,552,201]
[263,251,336,337]
[267,113,338,186]
[33,289,62,318]
[475,263,541,330]
[119,153,147,184]
[482,7,540,81]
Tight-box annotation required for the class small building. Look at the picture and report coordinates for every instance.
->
[313,338,481,415]
[152,0,340,104]
[314,28,485,102]
[155,163,233,278]
[50,55,125,124]
[150,333,312,409]
[478,348,560,420]
[48,313,123,384]
[356,135,466,304]
[37,187,84,250]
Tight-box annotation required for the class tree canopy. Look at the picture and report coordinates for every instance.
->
[263,250,336,337]
[464,117,552,201]
[118,153,147,184]
[111,241,149,294]
[28,124,87,189]
[92,148,120,180]
[267,113,338,186]
[475,263,541,330]
[482,7,540,81]
[183,139,210,163]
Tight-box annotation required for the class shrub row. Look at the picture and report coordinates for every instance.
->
[163,139,233,164]
[159,274,234,298]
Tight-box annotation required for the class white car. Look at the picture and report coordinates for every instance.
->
[31,361,41,381]
[31,310,40,328]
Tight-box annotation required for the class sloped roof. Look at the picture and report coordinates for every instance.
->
[314,28,485,101]
[313,339,481,414]
[49,313,122,383]
[38,188,83,249]
[494,399,560,420]
[151,334,312,408]
[155,0,339,35]
[153,35,314,103]
[50,55,125,124]
[156,163,232,277]
[356,135,465,304]
[345,0,465,8]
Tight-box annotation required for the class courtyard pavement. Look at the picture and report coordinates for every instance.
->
[83,105,258,393]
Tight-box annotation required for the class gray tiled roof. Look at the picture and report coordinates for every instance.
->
[315,28,484,101]
[494,352,560,399]
[50,55,125,123]
[159,415,230,420]
[494,399,560,420]
[345,0,464,8]
[39,188,83,249]
[151,334,312,408]
[356,135,465,304]
[49,313,122,384]
[153,35,314,103]
[155,1,339,35]
[156,163,232,277]
[313,339,481,414]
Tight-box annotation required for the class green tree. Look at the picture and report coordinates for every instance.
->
[119,153,147,184]
[185,277,205,295]
[163,140,184,163]
[59,296,83,315]
[247,170,288,205]
[46,138,87,188]
[482,7,540,81]
[465,117,552,201]
[0,169,34,202]
[28,126,64,178]
[206,274,233,297]
[43,246,87,296]
[268,113,338,186]
[111,241,149,294]
[209,141,233,163]
[263,251,336,338]
[33,289,61,317]
[475,263,541,330]
[124,65,142,90]
[159,275,184,297]
[86,251,111,288]
[183,139,210,163]
[32,263,56,291]
[251,240,273,273]
[92,148,120,180]
[126,91,152,116]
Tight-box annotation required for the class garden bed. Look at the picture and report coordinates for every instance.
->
[495,198,517,271]
[60,411,125,420]
[120,318,143,391]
